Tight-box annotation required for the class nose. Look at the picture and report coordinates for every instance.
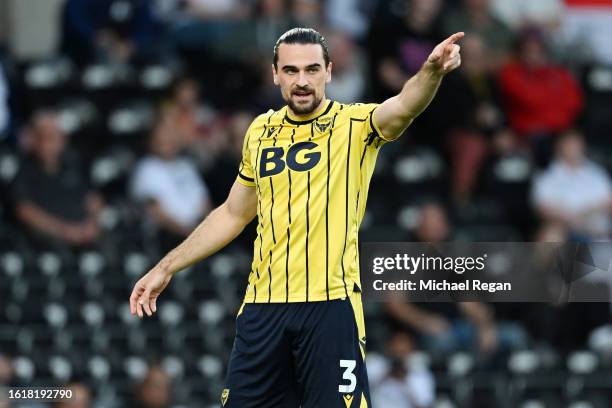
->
[296,71,308,87]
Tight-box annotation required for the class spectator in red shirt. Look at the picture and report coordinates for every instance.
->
[498,27,583,166]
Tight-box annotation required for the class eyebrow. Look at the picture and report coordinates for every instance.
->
[281,63,322,71]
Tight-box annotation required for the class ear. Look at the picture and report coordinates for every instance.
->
[326,62,332,84]
[272,64,279,86]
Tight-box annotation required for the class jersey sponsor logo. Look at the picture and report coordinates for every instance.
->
[259,142,321,177]
[343,393,354,408]
[221,389,230,406]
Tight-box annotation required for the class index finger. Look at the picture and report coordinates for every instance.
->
[445,32,465,45]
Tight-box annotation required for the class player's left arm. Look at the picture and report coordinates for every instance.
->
[373,32,464,140]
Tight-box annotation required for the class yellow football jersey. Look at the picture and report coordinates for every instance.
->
[237,100,392,303]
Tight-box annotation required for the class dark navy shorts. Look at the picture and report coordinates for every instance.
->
[221,291,371,408]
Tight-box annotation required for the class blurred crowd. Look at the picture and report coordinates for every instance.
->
[2,0,612,407]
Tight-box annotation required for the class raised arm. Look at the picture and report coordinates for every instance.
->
[129,180,257,318]
[373,32,464,140]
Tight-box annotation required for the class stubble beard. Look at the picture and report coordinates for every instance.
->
[286,93,322,116]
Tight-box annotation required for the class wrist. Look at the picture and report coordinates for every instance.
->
[421,61,445,79]
[157,258,176,277]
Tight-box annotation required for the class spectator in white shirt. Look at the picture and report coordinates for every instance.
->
[371,332,436,408]
[532,129,612,240]
[131,116,212,246]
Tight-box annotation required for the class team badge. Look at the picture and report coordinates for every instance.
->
[314,117,332,133]
[221,389,230,406]
[343,393,354,408]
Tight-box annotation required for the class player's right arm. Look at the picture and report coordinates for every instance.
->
[129,180,257,318]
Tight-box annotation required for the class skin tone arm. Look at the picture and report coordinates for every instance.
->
[385,300,450,336]
[129,180,257,318]
[146,197,214,237]
[459,302,498,353]
[146,201,192,237]
[374,32,465,140]
[16,191,103,245]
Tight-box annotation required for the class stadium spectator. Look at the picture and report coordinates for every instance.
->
[434,34,502,203]
[56,382,92,408]
[0,354,14,386]
[202,111,255,206]
[248,0,296,58]
[163,77,213,150]
[442,0,515,67]
[477,128,535,235]
[413,201,451,243]
[369,0,444,100]
[324,31,367,103]
[372,332,436,408]
[560,0,612,64]
[324,0,371,39]
[131,365,172,408]
[169,0,249,60]
[497,26,583,166]
[179,0,246,20]
[531,129,612,240]
[368,0,446,145]
[130,115,212,250]
[386,202,527,358]
[489,0,563,32]
[60,0,163,66]
[13,110,103,248]
[291,0,324,27]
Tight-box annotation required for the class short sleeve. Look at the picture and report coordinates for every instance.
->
[131,160,164,202]
[347,103,394,150]
[236,120,257,187]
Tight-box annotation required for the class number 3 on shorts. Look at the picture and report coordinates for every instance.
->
[338,360,357,393]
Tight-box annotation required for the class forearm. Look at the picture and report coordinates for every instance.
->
[387,301,435,330]
[374,32,463,139]
[147,202,191,237]
[16,202,71,238]
[397,64,444,121]
[460,302,493,327]
[374,66,443,139]
[156,203,252,276]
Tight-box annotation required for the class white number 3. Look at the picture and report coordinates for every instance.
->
[339,359,357,393]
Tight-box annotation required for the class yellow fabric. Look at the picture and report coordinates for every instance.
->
[238,101,389,303]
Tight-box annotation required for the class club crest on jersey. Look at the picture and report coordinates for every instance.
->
[314,117,332,133]
[221,389,230,406]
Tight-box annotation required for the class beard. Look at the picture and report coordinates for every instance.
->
[285,88,322,115]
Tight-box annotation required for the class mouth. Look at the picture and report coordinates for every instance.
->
[292,90,313,102]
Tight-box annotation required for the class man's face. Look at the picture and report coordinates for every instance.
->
[33,115,66,163]
[151,120,180,159]
[273,43,332,115]
[558,133,585,166]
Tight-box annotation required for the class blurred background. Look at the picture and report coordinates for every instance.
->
[1,0,612,407]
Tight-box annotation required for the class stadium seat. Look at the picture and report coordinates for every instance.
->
[12,355,36,383]
[25,58,73,90]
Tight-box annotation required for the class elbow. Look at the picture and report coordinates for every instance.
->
[223,201,256,231]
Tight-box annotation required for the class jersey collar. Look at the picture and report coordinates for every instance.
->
[285,99,334,125]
